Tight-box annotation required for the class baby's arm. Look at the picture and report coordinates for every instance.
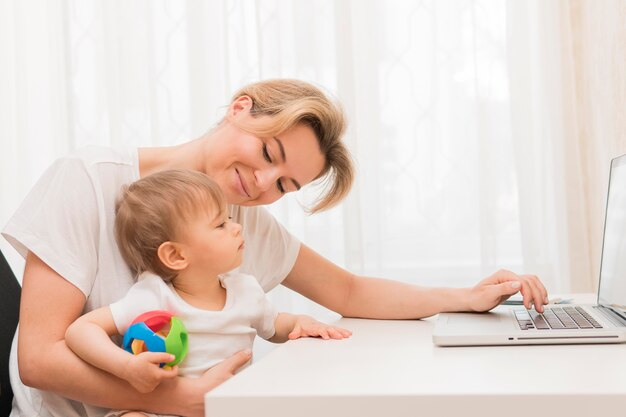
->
[65,306,178,393]
[269,313,352,343]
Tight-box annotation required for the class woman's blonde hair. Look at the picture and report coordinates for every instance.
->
[229,79,354,213]
[115,169,225,281]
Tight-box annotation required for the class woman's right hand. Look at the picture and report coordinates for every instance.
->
[178,349,252,417]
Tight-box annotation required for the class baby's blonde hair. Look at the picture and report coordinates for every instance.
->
[115,169,225,281]
[229,79,354,213]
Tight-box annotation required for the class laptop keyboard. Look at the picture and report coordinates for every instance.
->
[515,306,603,330]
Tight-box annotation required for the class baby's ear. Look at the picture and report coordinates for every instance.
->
[157,242,188,271]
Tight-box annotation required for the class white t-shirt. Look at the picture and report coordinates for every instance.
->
[2,146,301,417]
[110,271,278,378]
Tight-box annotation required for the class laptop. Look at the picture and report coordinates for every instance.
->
[433,153,626,346]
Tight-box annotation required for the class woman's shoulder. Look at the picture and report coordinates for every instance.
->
[44,146,138,182]
[49,146,140,194]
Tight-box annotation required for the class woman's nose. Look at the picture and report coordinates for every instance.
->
[254,168,279,192]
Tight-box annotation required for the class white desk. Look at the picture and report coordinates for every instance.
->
[205,294,626,417]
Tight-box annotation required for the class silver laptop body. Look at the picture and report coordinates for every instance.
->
[433,154,626,346]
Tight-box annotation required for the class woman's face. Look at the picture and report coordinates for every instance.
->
[203,97,326,206]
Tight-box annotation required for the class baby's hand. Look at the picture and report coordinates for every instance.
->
[123,352,179,393]
[288,315,352,340]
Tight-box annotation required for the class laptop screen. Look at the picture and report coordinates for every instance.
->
[598,154,626,310]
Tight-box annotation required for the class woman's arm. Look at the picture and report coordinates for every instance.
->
[282,244,548,319]
[18,251,250,417]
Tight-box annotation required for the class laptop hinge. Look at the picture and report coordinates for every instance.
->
[595,305,626,327]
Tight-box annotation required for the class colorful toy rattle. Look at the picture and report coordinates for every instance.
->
[122,310,188,368]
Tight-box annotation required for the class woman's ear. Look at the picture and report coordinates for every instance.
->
[229,95,253,118]
[157,242,188,271]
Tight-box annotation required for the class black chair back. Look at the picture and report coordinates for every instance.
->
[0,249,20,417]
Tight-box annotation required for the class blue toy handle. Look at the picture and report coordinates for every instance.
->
[123,322,167,355]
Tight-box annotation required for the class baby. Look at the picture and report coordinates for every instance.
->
[65,169,351,417]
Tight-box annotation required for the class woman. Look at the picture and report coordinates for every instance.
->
[3,79,548,417]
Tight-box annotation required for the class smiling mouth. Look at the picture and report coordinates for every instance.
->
[235,168,251,197]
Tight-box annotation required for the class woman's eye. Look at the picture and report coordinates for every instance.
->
[277,180,285,194]
[262,144,272,163]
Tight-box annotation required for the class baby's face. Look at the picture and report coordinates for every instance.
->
[177,208,245,275]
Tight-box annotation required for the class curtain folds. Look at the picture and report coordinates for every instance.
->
[1,0,624,302]
[507,0,626,293]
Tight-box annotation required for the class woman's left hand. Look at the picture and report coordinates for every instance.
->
[468,269,549,313]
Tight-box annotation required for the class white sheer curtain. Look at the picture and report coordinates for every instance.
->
[1,0,624,325]
[507,0,626,293]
